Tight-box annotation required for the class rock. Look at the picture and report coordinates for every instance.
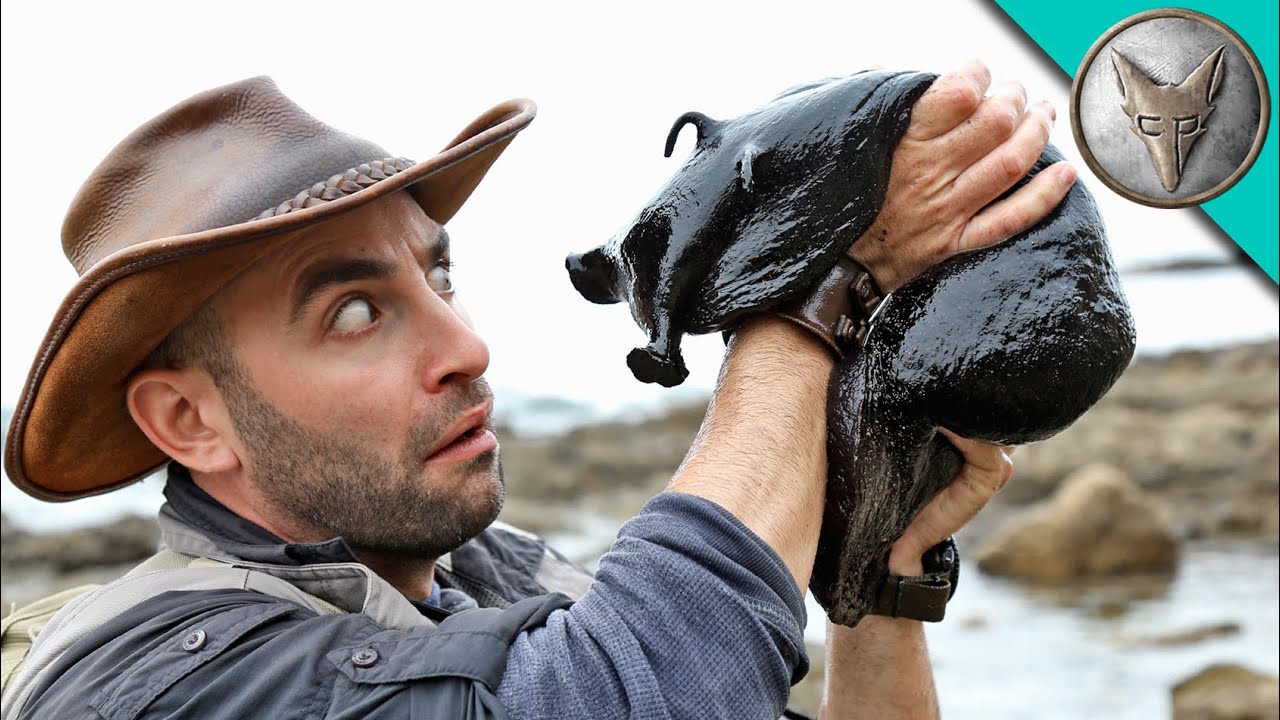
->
[1005,341,1279,542]
[500,399,706,501]
[1119,621,1241,648]
[974,464,1180,581]
[1124,257,1237,274]
[1,561,141,612]
[495,500,573,537]
[1172,663,1279,720]
[998,566,1174,614]
[1087,598,1132,620]
[1104,342,1278,413]
[1,514,159,573]
[1,513,24,546]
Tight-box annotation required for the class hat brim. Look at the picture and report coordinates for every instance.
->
[5,98,536,501]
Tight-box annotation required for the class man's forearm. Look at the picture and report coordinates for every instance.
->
[669,316,942,718]
[819,453,941,719]
[821,617,938,720]
[668,316,832,589]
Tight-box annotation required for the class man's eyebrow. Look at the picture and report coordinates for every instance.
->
[435,228,451,260]
[290,257,396,324]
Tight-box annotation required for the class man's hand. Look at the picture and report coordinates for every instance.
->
[888,429,1014,575]
[819,431,1014,720]
[851,60,1076,293]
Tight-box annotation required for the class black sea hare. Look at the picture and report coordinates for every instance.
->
[566,70,1136,626]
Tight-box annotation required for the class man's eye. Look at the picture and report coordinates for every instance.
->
[332,297,377,333]
[428,263,454,293]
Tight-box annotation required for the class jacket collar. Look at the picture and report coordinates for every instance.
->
[162,463,361,566]
[154,464,456,625]
[158,463,475,617]
[156,462,586,614]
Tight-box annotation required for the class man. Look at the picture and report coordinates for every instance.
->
[2,61,1069,718]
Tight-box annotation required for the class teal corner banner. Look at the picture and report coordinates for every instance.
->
[993,0,1279,282]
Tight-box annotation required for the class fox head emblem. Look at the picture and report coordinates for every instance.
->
[1111,46,1226,192]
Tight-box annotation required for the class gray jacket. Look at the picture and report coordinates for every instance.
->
[10,466,810,719]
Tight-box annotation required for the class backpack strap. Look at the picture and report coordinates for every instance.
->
[1,586,98,696]
[0,548,228,700]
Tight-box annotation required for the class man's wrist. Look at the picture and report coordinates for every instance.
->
[822,616,937,720]
[871,537,960,623]
[730,316,834,370]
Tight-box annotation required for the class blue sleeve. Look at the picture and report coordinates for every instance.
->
[497,492,810,719]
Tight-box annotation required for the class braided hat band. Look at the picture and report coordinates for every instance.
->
[254,157,416,221]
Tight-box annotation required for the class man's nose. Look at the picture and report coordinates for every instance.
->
[417,295,490,393]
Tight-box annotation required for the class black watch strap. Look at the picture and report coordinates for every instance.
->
[870,572,953,622]
[870,537,960,622]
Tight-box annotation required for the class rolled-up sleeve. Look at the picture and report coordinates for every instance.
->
[498,492,810,719]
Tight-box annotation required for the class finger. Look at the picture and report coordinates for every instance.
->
[936,81,1031,172]
[950,443,1014,498]
[956,161,1075,251]
[902,455,1007,546]
[949,99,1056,227]
[906,59,992,141]
[937,427,1012,482]
[894,430,1014,555]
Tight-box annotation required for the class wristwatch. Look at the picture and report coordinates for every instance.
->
[870,536,959,622]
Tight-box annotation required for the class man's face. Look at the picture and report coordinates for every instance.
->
[209,191,502,559]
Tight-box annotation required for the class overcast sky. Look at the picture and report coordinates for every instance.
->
[2,0,1275,414]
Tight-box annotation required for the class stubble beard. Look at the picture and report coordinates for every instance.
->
[215,362,505,561]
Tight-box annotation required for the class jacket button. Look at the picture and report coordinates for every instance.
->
[181,629,207,652]
[351,648,379,668]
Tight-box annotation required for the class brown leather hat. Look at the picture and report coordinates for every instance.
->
[5,76,536,501]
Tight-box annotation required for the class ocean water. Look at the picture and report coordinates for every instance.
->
[835,545,1280,718]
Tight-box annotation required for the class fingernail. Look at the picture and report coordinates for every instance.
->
[1042,99,1057,123]
[1058,164,1077,187]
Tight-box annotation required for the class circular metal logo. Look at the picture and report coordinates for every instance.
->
[1070,8,1270,208]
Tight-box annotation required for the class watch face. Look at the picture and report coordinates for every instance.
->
[923,537,960,599]
[940,542,957,569]
[924,537,958,572]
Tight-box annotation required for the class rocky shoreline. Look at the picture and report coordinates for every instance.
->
[3,339,1277,717]
[500,339,1279,551]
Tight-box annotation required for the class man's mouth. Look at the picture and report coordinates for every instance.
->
[425,400,498,464]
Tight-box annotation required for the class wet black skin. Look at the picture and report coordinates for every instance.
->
[567,70,1136,626]
[568,71,937,386]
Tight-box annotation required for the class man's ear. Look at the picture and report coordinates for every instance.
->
[126,368,240,474]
